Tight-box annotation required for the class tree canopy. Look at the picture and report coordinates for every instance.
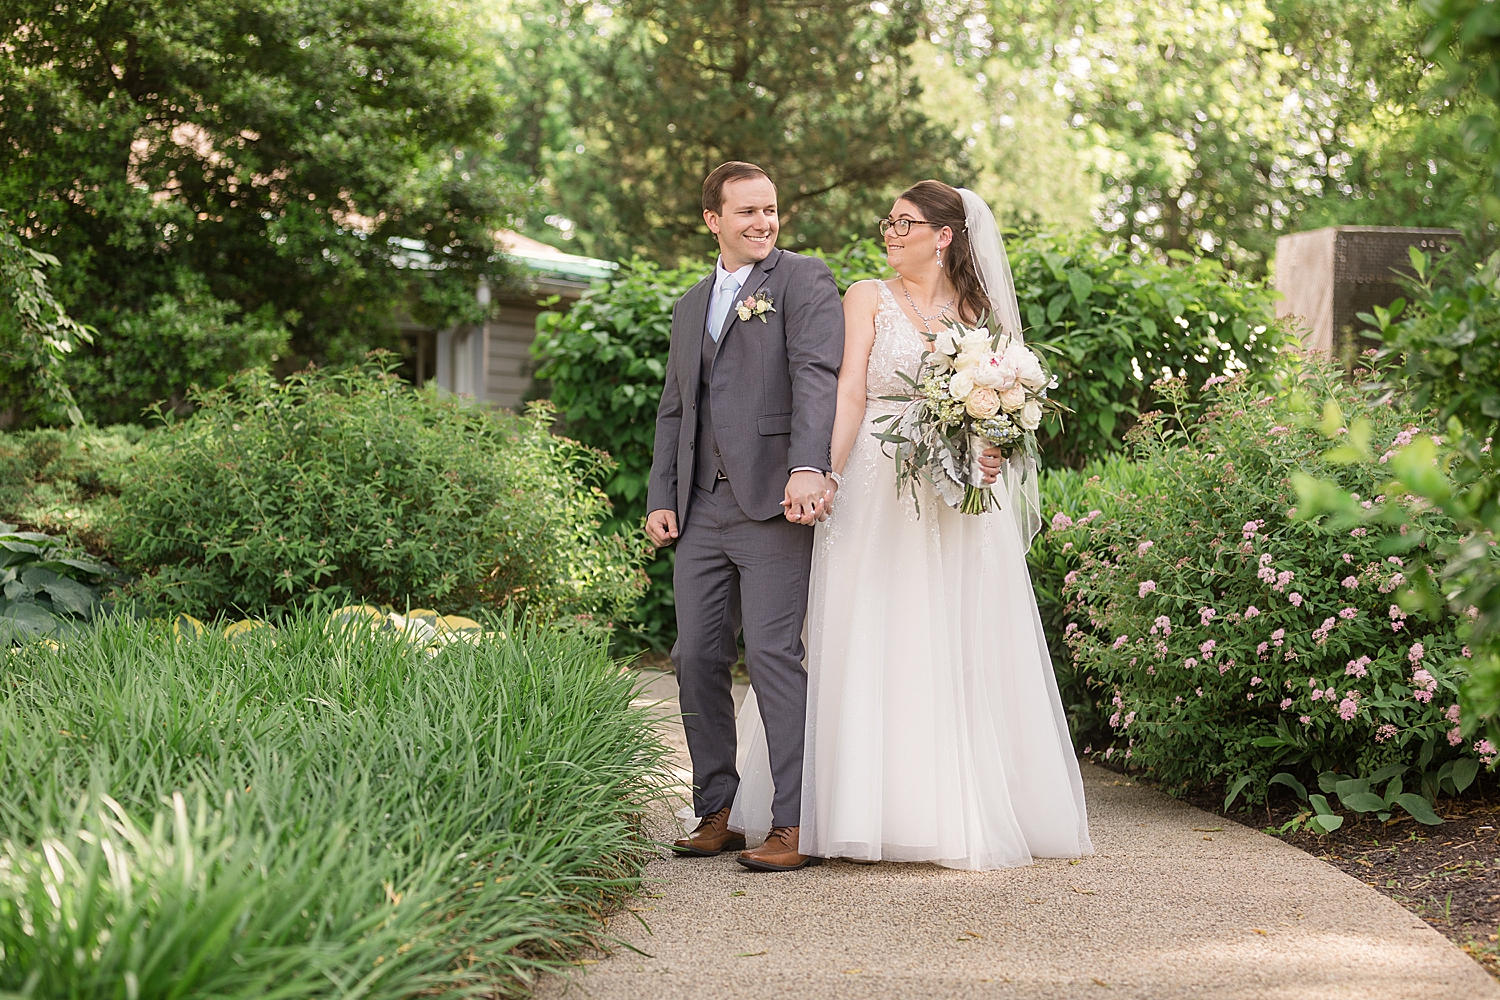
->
[0,0,515,425]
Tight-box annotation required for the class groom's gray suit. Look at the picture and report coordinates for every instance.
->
[647,247,844,828]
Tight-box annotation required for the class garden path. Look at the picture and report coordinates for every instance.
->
[534,671,1499,1000]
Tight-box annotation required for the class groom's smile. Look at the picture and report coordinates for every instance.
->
[704,174,779,271]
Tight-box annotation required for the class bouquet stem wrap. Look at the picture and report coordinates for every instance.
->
[962,433,994,515]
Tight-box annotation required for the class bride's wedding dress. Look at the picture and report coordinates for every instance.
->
[728,280,1092,870]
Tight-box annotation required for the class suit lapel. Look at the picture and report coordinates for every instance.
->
[716,248,780,349]
[679,276,713,400]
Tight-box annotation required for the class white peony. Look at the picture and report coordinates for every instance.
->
[948,369,976,401]
[999,384,1027,411]
[1005,342,1048,389]
[966,386,1001,418]
[1019,398,1044,430]
[971,352,1018,390]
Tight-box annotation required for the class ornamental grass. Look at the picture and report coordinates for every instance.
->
[0,615,667,998]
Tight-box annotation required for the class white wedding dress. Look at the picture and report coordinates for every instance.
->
[727,280,1093,870]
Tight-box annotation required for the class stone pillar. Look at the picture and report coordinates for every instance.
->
[1274,227,1461,368]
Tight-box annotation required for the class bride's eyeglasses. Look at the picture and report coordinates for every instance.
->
[878,217,942,238]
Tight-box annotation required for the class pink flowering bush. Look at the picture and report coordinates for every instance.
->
[1038,357,1479,797]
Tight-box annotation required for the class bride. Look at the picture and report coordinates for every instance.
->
[728,180,1093,870]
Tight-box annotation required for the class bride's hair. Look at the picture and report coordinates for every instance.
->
[897,180,991,324]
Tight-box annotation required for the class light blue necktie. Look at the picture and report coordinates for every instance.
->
[707,271,741,342]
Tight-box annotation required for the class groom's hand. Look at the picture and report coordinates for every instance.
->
[979,447,1004,486]
[646,509,679,547]
[781,469,827,525]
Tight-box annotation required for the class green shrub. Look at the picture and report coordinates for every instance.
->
[535,235,1287,651]
[1007,234,1289,466]
[62,271,289,425]
[1301,250,1500,749]
[1048,358,1480,807]
[0,424,143,542]
[112,354,648,621]
[0,615,667,998]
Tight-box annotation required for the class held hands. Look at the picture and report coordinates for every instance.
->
[979,447,1004,486]
[645,509,679,547]
[781,469,833,525]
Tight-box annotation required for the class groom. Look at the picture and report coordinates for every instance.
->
[645,161,844,872]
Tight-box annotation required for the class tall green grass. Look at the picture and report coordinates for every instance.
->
[0,617,668,998]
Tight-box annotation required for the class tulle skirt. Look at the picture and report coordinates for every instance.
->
[728,412,1092,870]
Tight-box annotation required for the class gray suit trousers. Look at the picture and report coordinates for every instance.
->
[672,480,813,828]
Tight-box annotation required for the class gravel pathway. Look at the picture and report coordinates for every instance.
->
[535,671,1499,1000]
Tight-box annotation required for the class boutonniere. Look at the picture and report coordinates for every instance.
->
[736,288,776,323]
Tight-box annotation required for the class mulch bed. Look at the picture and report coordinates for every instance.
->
[1181,775,1500,977]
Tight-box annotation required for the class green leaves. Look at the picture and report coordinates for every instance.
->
[112,357,647,623]
[0,523,110,638]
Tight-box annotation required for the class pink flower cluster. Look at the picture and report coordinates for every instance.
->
[1411,667,1436,704]
[1199,607,1217,626]
[1279,697,1293,709]
[1113,634,1129,650]
[1288,591,1304,607]
[1245,605,1261,619]
[1139,579,1157,598]
[1312,617,1337,644]
[1241,520,1264,539]
[1150,615,1172,636]
[1184,656,1199,669]
[1378,572,1405,594]
[1339,607,1358,619]
[1389,604,1407,632]
[1199,639,1217,655]
[1345,655,1371,678]
[1477,739,1498,766]
[1137,540,1155,557]
[1409,642,1425,665]
[1337,692,1360,721]
[1051,512,1075,531]
[1272,570,1295,593]
[1341,575,1360,589]
[1375,724,1398,742]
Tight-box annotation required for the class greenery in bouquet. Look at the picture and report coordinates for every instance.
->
[874,318,1064,515]
[1048,357,1480,822]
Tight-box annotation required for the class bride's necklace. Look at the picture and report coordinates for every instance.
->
[900,278,954,334]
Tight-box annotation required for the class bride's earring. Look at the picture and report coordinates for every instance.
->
[936,247,943,267]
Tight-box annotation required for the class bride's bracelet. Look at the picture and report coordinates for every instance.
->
[828,470,845,489]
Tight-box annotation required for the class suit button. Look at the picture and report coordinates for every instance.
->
[688,440,695,449]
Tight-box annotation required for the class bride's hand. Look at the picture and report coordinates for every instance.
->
[978,447,1004,486]
[814,474,839,522]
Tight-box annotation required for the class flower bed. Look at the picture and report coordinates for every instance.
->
[1034,357,1485,811]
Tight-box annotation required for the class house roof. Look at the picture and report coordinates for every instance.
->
[498,230,618,281]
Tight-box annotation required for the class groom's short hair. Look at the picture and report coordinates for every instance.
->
[703,161,772,215]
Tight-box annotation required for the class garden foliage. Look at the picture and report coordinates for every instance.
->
[0,220,93,426]
[1038,359,1481,807]
[0,616,666,998]
[113,355,647,622]
[1298,249,1500,748]
[535,235,1285,649]
[0,523,111,641]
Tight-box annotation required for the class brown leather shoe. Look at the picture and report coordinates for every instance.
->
[737,826,821,872]
[671,807,746,857]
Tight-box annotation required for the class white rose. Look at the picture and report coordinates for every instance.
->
[960,328,993,354]
[1019,398,1044,430]
[966,386,1001,418]
[949,369,976,401]
[1005,342,1048,389]
[999,384,1027,411]
[934,327,961,357]
[926,350,954,374]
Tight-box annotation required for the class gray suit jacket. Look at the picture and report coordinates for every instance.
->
[647,248,844,524]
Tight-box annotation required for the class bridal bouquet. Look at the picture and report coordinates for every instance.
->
[873,319,1064,514]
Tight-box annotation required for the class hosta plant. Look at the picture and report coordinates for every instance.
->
[1051,357,1481,817]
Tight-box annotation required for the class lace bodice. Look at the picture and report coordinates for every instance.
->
[866,281,928,413]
